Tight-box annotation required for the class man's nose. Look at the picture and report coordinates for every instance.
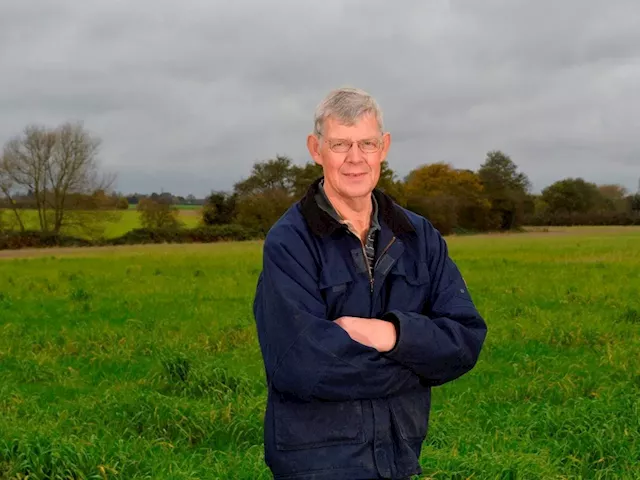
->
[345,141,365,163]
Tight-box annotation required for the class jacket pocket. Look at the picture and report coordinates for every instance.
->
[385,260,431,313]
[389,389,431,441]
[273,394,366,451]
[319,266,354,320]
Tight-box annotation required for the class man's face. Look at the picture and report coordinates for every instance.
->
[307,113,391,200]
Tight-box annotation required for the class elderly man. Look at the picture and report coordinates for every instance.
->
[253,87,487,480]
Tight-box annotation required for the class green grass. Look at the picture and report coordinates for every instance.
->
[127,204,201,210]
[4,209,202,239]
[101,210,201,238]
[1,227,639,479]
[175,205,203,210]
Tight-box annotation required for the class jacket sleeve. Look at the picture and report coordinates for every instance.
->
[381,220,488,386]
[253,225,421,402]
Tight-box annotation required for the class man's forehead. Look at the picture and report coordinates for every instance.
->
[323,114,380,136]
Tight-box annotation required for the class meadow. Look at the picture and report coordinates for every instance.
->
[102,209,201,238]
[3,208,202,239]
[0,227,639,479]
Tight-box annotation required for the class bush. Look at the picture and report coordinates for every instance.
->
[109,228,186,245]
[202,192,237,226]
[109,225,259,246]
[235,189,293,235]
[406,194,458,236]
[0,231,93,250]
[185,225,258,242]
[525,211,640,226]
[0,225,260,250]
[116,197,129,210]
[137,198,182,230]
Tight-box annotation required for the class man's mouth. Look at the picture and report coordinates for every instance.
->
[344,173,367,177]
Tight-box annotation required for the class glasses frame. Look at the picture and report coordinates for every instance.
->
[318,135,384,154]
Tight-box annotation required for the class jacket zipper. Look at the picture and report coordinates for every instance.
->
[360,241,375,293]
[366,235,396,295]
[352,228,396,307]
[374,236,396,271]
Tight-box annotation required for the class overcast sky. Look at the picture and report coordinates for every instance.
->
[1,0,638,197]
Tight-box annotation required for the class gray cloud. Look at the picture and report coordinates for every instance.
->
[1,0,638,196]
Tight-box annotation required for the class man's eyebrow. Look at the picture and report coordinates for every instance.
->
[328,137,379,141]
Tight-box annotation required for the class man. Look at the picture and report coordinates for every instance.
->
[253,87,487,480]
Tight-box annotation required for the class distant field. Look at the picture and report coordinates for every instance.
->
[1,227,639,478]
[4,208,202,239]
[175,205,202,210]
[127,204,202,211]
[102,210,201,238]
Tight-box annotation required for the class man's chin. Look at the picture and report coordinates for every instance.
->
[340,184,374,199]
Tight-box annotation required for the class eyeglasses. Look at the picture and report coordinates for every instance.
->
[322,137,383,153]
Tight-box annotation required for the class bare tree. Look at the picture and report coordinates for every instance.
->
[0,160,26,232]
[0,122,119,238]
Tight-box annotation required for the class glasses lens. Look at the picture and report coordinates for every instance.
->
[328,139,381,153]
[359,139,380,152]
[330,140,350,152]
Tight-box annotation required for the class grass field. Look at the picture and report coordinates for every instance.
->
[1,227,639,479]
[127,204,202,211]
[3,209,202,239]
[102,210,202,238]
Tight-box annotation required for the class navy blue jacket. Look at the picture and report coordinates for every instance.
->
[253,179,487,479]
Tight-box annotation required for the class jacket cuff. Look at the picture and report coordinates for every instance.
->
[381,311,402,354]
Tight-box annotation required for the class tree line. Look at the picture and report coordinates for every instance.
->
[125,192,204,206]
[1,122,639,248]
[199,152,640,236]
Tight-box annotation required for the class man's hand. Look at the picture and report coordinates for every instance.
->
[334,316,397,352]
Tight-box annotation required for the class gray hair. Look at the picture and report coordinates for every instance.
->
[313,87,384,136]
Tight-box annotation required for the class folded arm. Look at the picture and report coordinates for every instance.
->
[253,226,420,402]
[381,221,488,386]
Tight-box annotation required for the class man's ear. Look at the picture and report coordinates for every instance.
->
[381,132,391,161]
[307,134,323,166]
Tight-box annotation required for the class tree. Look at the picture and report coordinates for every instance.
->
[290,162,323,199]
[541,178,603,214]
[234,155,296,197]
[404,162,493,232]
[236,189,293,234]
[233,155,312,233]
[116,197,129,210]
[376,161,406,205]
[478,150,531,230]
[0,122,117,237]
[0,165,26,232]
[405,194,459,235]
[202,191,237,225]
[137,198,182,230]
[631,193,640,213]
[598,184,628,212]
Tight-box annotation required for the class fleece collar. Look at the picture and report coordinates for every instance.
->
[299,177,416,237]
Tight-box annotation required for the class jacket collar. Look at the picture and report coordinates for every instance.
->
[315,178,381,233]
[299,176,416,237]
